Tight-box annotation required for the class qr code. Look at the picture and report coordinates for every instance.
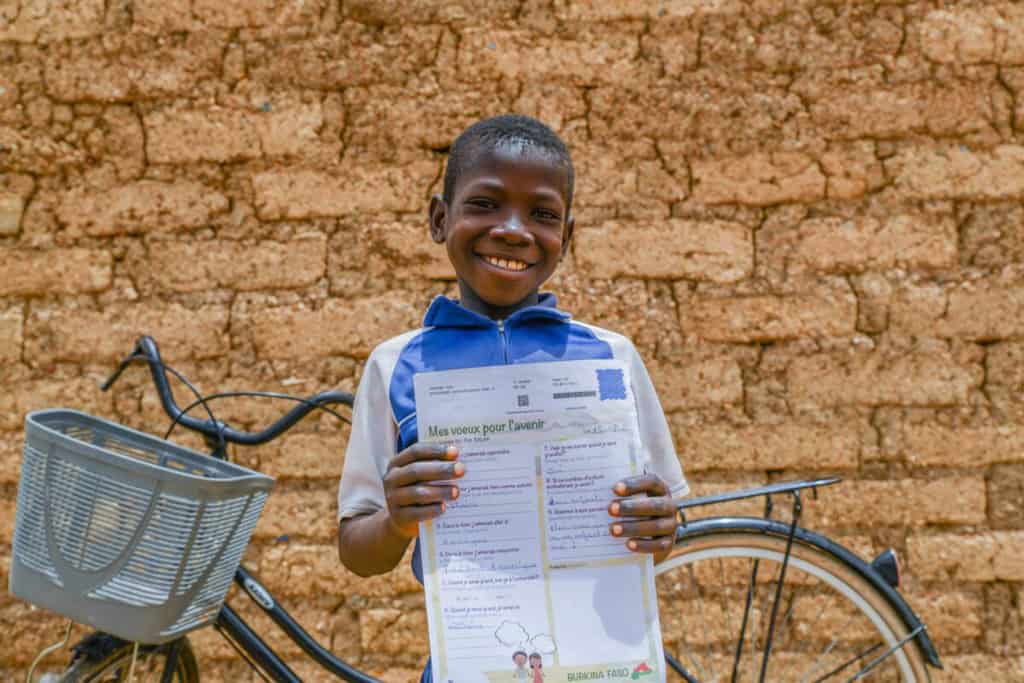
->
[517,394,530,407]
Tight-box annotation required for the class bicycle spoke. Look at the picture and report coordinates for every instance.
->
[688,564,717,682]
[666,652,702,683]
[810,643,883,682]
[796,612,860,683]
[730,558,760,683]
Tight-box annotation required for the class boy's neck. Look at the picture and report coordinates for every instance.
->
[456,281,540,321]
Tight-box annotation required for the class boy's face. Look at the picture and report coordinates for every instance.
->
[514,653,527,667]
[430,144,573,316]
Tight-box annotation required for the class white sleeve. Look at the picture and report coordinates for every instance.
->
[337,348,397,520]
[628,344,689,499]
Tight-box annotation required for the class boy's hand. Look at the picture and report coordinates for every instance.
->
[384,443,464,539]
[608,474,679,554]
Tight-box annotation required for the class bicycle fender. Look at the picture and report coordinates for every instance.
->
[675,516,943,670]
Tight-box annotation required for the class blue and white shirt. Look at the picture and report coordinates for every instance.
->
[337,294,689,579]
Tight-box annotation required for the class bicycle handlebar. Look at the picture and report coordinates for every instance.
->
[103,336,353,446]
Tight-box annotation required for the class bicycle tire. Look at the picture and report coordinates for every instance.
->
[57,635,198,683]
[656,519,931,683]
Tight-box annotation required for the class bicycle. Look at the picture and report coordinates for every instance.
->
[12,336,942,682]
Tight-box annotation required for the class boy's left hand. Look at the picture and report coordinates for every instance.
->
[608,474,679,554]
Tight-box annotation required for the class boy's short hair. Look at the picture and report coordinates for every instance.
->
[442,114,575,211]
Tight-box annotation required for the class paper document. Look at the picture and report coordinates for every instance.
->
[415,360,665,683]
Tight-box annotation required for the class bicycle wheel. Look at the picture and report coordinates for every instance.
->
[656,519,931,682]
[57,634,198,683]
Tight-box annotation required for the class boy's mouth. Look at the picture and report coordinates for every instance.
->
[480,255,531,272]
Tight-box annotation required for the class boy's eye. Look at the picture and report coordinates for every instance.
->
[534,208,561,222]
[465,197,497,210]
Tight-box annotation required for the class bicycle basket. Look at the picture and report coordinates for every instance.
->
[9,409,275,644]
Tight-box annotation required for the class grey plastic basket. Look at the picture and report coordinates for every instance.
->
[10,409,275,644]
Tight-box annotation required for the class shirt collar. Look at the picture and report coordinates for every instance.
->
[422,293,571,328]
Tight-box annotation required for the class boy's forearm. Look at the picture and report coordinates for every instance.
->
[337,509,415,577]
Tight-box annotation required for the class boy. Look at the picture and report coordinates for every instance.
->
[336,115,687,680]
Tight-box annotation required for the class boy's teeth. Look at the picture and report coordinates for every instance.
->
[484,256,528,271]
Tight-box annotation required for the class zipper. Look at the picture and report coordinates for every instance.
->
[497,319,510,363]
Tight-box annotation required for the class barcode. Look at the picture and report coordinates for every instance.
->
[517,394,530,407]
[552,390,597,399]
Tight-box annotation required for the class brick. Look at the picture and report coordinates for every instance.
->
[993,533,1024,580]
[677,284,856,343]
[343,0,518,24]
[909,589,984,642]
[820,143,886,201]
[249,26,442,89]
[989,464,1024,529]
[0,193,23,234]
[919,5,1024,65]
[245,295,421,360]
[0,377,113,432]
[0,437,20,484]
[0,306,23,365]
[192,0,321,27]
[0,248,111,296]
[554,0,742,20]
[692,153,826,206]
[143,237,326,293]
[907,532,998,581]
[676,421,861,472]
[803,477,986,528]
[133,0,194,33]
[0,0,104,44]
[649,357,742,411]
[44,36,221,102]
[901,424,1024,467]
[575,220,751,282]
[458,28,646,87]
[891,280,1024,341]
[256,100,324,158]
[254,481,336,542]
[145,108,261,164]
[330,217,454,283]
[940,656,1024,683]
[360,607,429,658]
[56,181,228,236]
[788,348,977,407]
[782,215,958,275]
[261,430,346,481]
[252,163,436,220]
[25,303,229,364]
[810,81,998,139]
[889,145,1024,201]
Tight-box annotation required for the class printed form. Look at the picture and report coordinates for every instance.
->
[415,360,665,683]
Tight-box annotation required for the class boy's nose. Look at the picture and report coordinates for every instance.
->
[490,215,534,244]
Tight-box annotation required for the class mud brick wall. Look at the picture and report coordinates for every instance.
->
[2,0,1024,680]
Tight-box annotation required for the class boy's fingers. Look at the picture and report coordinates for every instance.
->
[392,502,446,527]
[390,484,460,508]
[609,518,678,539]
[390,443,458,469]
[608,495,676,519]
[385,460,465,488]
[624,537,675,554]
[612,473,669,497]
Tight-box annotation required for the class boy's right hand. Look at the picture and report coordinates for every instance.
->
[383,444,464,539]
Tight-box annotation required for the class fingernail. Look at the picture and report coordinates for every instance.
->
[614,481,627,494]
[446,445,458,458]
[452,463,465,476]
[611,524,623,536]
[440,502,446,513]
[609,502,620,516]
[627,540,637,550]
[451,487,459,500]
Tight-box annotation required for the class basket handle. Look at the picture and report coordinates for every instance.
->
[42,442,165,597]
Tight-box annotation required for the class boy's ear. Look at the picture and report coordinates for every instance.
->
[428,194,447,244]
[560,213,575,260]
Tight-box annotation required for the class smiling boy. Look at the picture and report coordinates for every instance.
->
[336,115,688,681]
